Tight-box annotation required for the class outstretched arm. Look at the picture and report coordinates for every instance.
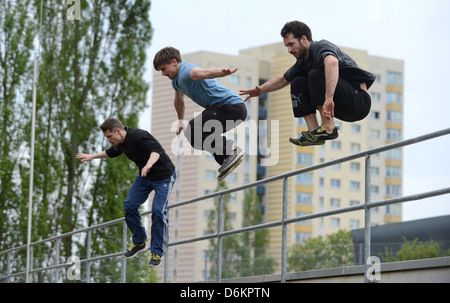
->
[239,75,290,102]
[190,67,238,81]
[76,151,109,162]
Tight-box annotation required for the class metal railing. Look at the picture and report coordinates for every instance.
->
[1,128,450,283]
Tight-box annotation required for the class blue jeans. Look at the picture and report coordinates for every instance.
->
[123,171,176,256]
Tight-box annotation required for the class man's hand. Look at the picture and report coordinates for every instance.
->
[76,153,95,163]
[239,86,263,102]
[221,67,238,76]
[141,163,152,177]
[323,97,335,120]
[176,120,185,135]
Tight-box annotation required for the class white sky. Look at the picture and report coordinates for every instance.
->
[141,0,450,221]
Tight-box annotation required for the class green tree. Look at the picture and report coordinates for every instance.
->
[206,180,241,279]
[288,230,354,271]
[1,0,154,282]
[0,0,36,252]
[237,188,276,276]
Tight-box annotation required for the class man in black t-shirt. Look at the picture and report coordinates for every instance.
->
[240,21,376,146]
[76,118,176,267]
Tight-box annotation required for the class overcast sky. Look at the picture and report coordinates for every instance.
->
[142,0,450,221]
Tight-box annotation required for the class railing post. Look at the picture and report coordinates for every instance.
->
[217,194,223,283]
[121,222,127,283]
[54,238,60,282]
[281,177,288,283]
[164,241,169,283]
[364,155,371,283]
[86,230,91,283]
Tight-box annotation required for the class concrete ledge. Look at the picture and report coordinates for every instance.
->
[203,256,450,283]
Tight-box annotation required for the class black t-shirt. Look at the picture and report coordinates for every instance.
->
[105,127,175,180]
[284,39,376,89]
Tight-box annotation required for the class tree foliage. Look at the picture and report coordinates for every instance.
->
[206,182,276,280]
[1,0,154,282]
[287,230,354,271]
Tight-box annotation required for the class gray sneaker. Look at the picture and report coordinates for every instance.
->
[218,147,245,173]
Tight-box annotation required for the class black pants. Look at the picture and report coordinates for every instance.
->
[185,103,247,165]
[290,69,371,122]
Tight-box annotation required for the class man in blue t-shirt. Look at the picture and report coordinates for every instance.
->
[154,47,247,180]
[240,21,375,146]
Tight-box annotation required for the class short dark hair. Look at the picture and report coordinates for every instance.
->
[280,21,312,42]
[99,118,124,133]
[153,47,182,71]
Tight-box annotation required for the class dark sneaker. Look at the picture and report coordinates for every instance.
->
[218,147,245,173]
[123,242,147,259]
[310,125,339,141]
[149,254,161,267]
[217,155,244,181]
[289,130,325,146]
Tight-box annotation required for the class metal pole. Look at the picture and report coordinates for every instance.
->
[86,231,91,283]
[364,155,371,283]
[281,177,288,283]
[121,222,127,283]
[216,194,223,283]
[54,238,60,282]
[26,54,38,283]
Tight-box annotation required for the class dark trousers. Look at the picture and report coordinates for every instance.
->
[123,171,176,256]
[290,69,371,122]
[185,103,247,165]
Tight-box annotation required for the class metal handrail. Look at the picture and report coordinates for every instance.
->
[1,128,449,283]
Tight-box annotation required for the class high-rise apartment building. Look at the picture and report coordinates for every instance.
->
[151,44,404,282]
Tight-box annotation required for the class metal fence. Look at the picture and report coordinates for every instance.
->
[1,128,450,283]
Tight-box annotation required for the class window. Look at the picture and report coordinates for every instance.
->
[297,153,314,166]
[330,218,340,228]
[386,166,402,178]
[296,192,313,205]
[205,170,216,180]
[350,162,360,172]
[370,129,381,139]
[371,185,379,195]
[331,141,341,150]
[387,129,402,141]
[386,184,401,197]
[295,232,312,243]
[387,110,402,123]
[297,173,313,186]
[387,71,403,86]
[350,181,360,191]
[371,111,380,120]
[370,166,379,176]
[331,179,341,189]
[351,125,361,134]
[349,219,360,230]
[386,148,402,160]
[371,92,381,102]
[351,143,361,153]
[387,92,402,104]
[330,198,340,208]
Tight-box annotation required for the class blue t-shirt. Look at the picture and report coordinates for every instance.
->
[171,61,243,108]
